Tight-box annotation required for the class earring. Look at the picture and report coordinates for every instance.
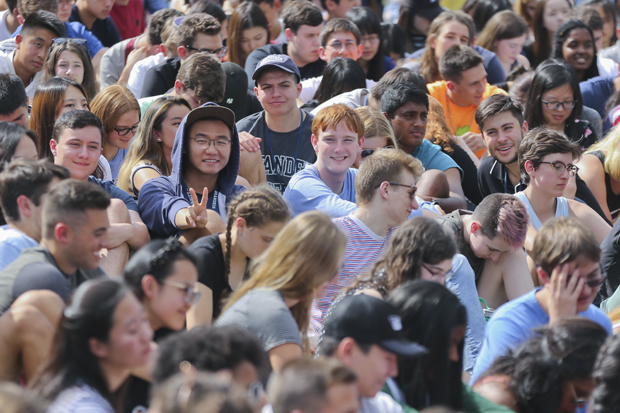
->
[156,138,162,142]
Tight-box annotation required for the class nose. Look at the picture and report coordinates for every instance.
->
[411,195,419,211]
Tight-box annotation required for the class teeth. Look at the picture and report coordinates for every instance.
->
[204,160,218,163]
[332,157,345,160]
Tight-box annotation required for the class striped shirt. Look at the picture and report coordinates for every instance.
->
[311,214,395,335]
[47,383,113,413]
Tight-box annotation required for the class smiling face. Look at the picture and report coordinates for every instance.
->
[155,104,190,152]
[541,258,602,314]
[312,122,362,180]
[15,29,56,76]
[494,35,528,67]
[106,110,140,151]
[185,119,232,178]
[431,21,470,61]
[240,26,269,57]
[55,50,85,84]
[541,83,574,130]
[255,70,301,117]
[542,0,570,35]
[384,169,419,226]
[236,219,287,260]
[388,101,428,153]
[68,208,110,269]
[527,152,575,197]
[481,111,526,165]
[51,125,103,180]
[561,28,594,73]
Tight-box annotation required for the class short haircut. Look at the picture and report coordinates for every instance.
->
[438,45,484,83]
[189,0,227,23]
[152,325,268,384]
[0,159,70,223]
[42,179,111,239]
[17,0,57,19]
[281,1,323,34]
[475,94,525,131]
[269,358,357,413]
[243,0,275,7]
[370,68,428,102]
[177,13,221,49]
[147,8,184,46]
[176,53,226,105]
[20,10,64,38]
[52,110,105,146]
[574,6,604,31]
[311,104,364,142]
[161,18,180,55]
[380,82,429,118]
[471,193,529,249]
[531,217,601,276]
[518,127,582,184]
[319,18,362,47]
[355,149,424,206]
[0,74,27,116]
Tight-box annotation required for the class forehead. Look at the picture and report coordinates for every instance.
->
[541,152,575,163]
[296,24,323,35]
[59,126,102,144]
[460,63,486,83]
[257,69,297,85]
[439,21,470,37]
[188,119,231,136]
[543,84,574,98]
[23,28,56,41]
[326,30,358,43]
[564,28,592,41]
[58,50,82,61]
[396,100,428,114]
[482,111,521,130]
[317,121,359,138]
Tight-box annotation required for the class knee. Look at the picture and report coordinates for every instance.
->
[108,198,131,224]
[416,169,450,198]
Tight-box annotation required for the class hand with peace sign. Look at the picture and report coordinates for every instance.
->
[175,187,210,230]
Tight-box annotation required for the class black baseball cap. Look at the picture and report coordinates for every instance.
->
[252,54,301,85]
[415,0,445,21]
[219,62,249,123]
[324,294,427,358]
[185,102,236,132]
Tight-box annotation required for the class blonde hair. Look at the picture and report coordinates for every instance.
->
[425,96,457,154]
[354,106,398,148]
[586,127,620,181]
[90,85,140,153]
[221,211,347,350]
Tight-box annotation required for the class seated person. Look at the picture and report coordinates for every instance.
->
[0,159,69,271]
[0,74,28,125]
[599,218,620,311]
[69,0,121,48]
[50,110,150,274]
[515,127,611,255]
[427,45,508,158]
[382,81,468,213]
[438,193,534,310]
[470,216,613,384]
[138,103,244,243]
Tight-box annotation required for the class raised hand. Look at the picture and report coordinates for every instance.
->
[185,187,210,229]
[548,264,584,323]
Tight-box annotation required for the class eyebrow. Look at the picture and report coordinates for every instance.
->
[193,132,229,139]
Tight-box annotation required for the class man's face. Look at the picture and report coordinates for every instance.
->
[325,0,361,19]
[543,258,602,314]
[51,126,103,181]
[385,169,418,226]
[449,63,487,107]
[180,33,224,62]
[0,106,29,126]
[469,222,515,262]
[323,383,359,413]
[185,120,232,178]
[480,111,526,165]
[257,1,278,26]
[387,101,428,153]
[348,344,398,398]
[15,29,56,75]
[84,0,114,20]
[288,25,322,66]
[319,31,363,63]
[57,0,75,23]
[67,208,110,270]
[255,70,301,116]
[311,122,363,179]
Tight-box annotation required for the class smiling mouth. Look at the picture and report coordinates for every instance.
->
[203,159,219,163]
[331,156,347,160]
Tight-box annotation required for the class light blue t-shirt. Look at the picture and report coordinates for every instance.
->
[470,288,612,384]
[412,139,463,178]
[108,148,128,182]
[0,225,37,271]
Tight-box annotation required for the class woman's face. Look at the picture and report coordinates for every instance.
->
[148,259,199,331]
[155,104,190,151]
[12,135,38,160]
[525,0,538,20]
[55,50,85,85]
[542,0,570,36]
[494,34,528,66]
[561,28,594,73]
[420,258,454,285]
[593,5,614,48]
[360,32,381,63]
[57,85,89,119]
[237,219,287,260]
[528,152,574,196]
[96,293,153,371]
[107,110,140,151]
[541,83,574,130]
[353,136,390,168]
[431,21,470,60]
[240,26,269,57]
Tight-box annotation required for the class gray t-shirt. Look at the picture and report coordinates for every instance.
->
[215,289,302,351]
[236,111,316,193]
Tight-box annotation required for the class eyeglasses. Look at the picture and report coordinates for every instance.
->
[421,263,455,282]
[541,99,577,110]
[53,37,88,47]
[114,125,139,136]
[326,41,358,52]
[361,145,395,159]
[185,45,228,58]
[539,161,579,177]
[163,280,202,305]
[568,381,588,408]
[582,276,606,288]
[361,35,380,45]
[374,182,418,200]
[189,137,231,149]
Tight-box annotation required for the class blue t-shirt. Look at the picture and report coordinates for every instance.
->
[0,225,37,271]
[108,148,128,182]
[88,176,138,213]
[412,139,463,177]
[470,288,612,384]
[12,22,104,58]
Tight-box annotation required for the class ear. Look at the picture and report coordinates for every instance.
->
[153,128,162,142]
[337,337,357,363]
[522,120,529,134]
[318,46,327,61]
[429,34,437,51]
[538,267,550,285]
[15,34,22,48]
[285,27,293,42]
[355,43,364,60]
[236,216,247,231]
[324,0,335,11]
[311,134,319,152]
[254,86,259,97]
[177,46,187,60]
[174,80,184,95]
[379,180,390,200]
[54,222,72,244]
[89,337,109,359]
[16,14,23,26]
[383,111,393,121]
[50,138,58,157]
[358,136,365,149]
[15,195,34,218]
[446,80,455,92]
[524,159,535,177]
[296,82,302,97]
[470,221,480,234]
[156,44,166,55]
[141,274,159,299]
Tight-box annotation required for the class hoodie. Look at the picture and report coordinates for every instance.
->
[138,103,245,238]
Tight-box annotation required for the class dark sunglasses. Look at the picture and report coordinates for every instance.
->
[53,37,88,47]
[361,145,395,159]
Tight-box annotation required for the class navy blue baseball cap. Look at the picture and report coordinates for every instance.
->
[252,54,301,85]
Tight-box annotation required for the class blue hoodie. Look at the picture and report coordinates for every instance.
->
[138,103,245,238]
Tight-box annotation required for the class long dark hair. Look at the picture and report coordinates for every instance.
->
[0,122,37,172]
[592,334,620,413]
[551,19,599,81]
[524,59,583,142]
[43,41,98,100]
[312,58,366,105]
[388,280,467,410]
[346,7,386,81]
[531,0,572,67]
[226,2,270,68]
[462,0,512,33]
[33,278,132,409]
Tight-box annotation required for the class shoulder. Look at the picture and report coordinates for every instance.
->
[479,156,496,173]
[89,177,138,211]
[582,304,613,334]
[188,233,222,254]
[286,165,320,188]
[426,81,446,95]
[48,384,113,413]
[486,84,509,97]
[236,111,263,131]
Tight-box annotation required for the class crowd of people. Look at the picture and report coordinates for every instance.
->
[2,0,620,411]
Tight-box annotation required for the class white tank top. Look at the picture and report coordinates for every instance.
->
[515,192,569,231]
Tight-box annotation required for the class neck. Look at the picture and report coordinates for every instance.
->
[76,1,98,29]
[287,45,306,69]
[164,147,173,172]
[353,205,391,237]
[221,231,248,262]
[505,161,521,185]
[500,61,511,78]
[8,220,41,243]
[103,145,119,162]
[270,20,281,41]
[12,53,33,87]
[316,163,347,194]
[98,360,131,394]
[576,69,585,82]
[549,122,565,132]
[40,239,77,275]
[182,169,218,196]
[462,215,472,245]
[145,304,163,332]
[135,35,147,48]
[397,140,419,155]
[446,88,471,107]
[283,296,300,308]
[523,185,556,214]
[265,107,301,132]
[6,12,19,34]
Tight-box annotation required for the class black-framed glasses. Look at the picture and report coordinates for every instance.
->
[568,381,588,408]
[421,263,455,282]
[582,276,606,289]
[539,161,579,177]
[189,137,231,149]
[374,182,417,199]
[326,41,358,52]
[541,99,577,110]
[53,37,88,47]
[185,45,227,58]
[114,125,139,136]
[163,280,202,305]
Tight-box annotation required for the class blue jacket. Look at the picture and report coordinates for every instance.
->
[138,103,245,238]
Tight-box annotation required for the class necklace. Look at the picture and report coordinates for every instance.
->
[445,89,476,136]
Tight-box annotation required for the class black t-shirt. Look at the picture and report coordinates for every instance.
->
[70,6,121,48]
[445,142,482,206]
[599,218,620,302]
[141,57,181,98]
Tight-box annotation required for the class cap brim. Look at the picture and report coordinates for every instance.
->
[186,104,236,131]
[252,64,300,82]
[379,339,428,358]
[417,6,444,21]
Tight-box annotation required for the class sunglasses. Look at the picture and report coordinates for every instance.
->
[361,145,395,159]
[53,37,88,47]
